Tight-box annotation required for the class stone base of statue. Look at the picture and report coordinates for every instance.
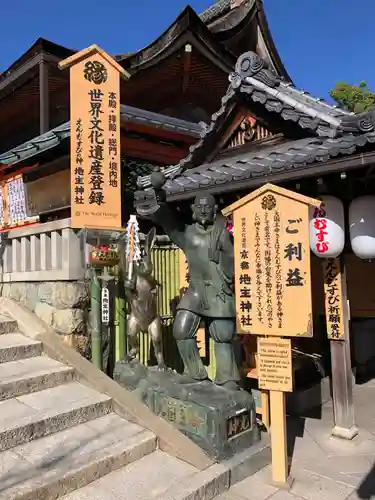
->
[114,358,261,460]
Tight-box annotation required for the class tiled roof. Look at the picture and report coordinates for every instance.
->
[134,132,375,202]
[199,0,231,24]
[0,122,71,166]
[228,52,351,138]
[137,51,375,192]
[0,106,203,166]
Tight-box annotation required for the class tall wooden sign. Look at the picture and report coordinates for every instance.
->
[323,258,345,340]
[59,45,129,230]
[223,184,320,338]
[223,184,321,488]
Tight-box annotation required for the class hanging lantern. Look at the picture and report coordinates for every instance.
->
[349,196,375,259]
[309,195,345,258]
[226,215,234,235]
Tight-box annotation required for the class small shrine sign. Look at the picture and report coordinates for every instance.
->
[223,184,321,337]
[257,337,293,392]
[59,45,129,230]
[323,258,345,340]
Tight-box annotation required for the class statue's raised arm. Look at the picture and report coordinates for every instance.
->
[134,171,186,251]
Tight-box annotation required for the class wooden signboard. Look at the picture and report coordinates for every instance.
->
[223,184,321,488]
[223,184,321,338]
[323,258,345,340]
[257,337,293,392]
[25,168,71,216]
[59,45,129,230]
[179,250,207,357]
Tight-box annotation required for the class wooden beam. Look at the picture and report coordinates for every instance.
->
[120,136,188,165]
[39,57,49,134]
[329,257,358,440]
[182,44,192,93]
[121,122,197,145]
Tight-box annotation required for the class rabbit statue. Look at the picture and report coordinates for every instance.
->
[123,228,166,370]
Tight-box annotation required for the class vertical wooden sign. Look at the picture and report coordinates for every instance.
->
[59,45,129,230]
[179,250,207,357]
[223,184,321,488]
[323,258,345,340]
[223,184,321,338]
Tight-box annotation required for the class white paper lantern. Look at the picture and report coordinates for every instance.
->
[349,196,375,259]
[309,195,345,258]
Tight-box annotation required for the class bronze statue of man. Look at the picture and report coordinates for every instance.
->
[134,172,240,391]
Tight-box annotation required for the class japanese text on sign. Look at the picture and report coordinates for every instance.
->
[101,286,110,325]
[313,205,329,254]
[74,119,84,205]
[257,337,293,392]
[68,51,122,229]
[88,89,105,206]
[323,258,344,340]
[239,217,252,329]
[229,185,317,337]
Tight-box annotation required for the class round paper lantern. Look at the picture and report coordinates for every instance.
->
[349,196,375,259]
[309,195,345,258]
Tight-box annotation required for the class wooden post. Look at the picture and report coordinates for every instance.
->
[326,257,358,439]
[223,184,322,490]
[39,56,49,134]
[258,336,293,488]
[261,390,270,431]
[269,390,290,487]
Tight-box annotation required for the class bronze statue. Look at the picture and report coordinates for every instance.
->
[134,172,240,391]
[122,228,166,371]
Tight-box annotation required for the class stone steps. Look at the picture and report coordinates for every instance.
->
[0,381,112,451]
[0,315,18,334]
[0,413,157,500]
[0,356,76,401]
[0,309,270,500]
[0,320,162,500]
[59,450,198,500]
[0,332,43,363]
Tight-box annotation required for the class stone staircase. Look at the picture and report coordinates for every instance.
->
[0,314,204,500]
[0,302,270,500]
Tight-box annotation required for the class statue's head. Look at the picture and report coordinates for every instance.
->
[191,192,217,227]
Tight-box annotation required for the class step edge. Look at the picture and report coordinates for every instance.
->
[0,367,76,401]
[0,431,157,500]
[153,438,271,500]
[0,364,75,382]
[0,398,113,451]
[0,333,42,345]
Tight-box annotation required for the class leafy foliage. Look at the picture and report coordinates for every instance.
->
[329,81,375,113]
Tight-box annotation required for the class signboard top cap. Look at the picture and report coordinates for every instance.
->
[58,44,130,80]
[222,183,321,216]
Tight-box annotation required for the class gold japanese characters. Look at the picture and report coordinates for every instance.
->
[223,184,321,338]
[59,45,129,230]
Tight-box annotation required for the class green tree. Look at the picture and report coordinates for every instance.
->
[329,81,375,113]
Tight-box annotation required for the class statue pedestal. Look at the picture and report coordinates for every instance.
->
[114,359,261,460]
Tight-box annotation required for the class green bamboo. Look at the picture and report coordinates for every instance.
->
[91,271,102,370]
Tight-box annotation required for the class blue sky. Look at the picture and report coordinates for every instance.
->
[0,0,374,102]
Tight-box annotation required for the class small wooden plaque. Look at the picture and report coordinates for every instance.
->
[257,337,293,392]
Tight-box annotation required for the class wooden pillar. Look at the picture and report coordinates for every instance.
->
[325,257,358,439]
[39,57,49,134]
[269,390,290,487]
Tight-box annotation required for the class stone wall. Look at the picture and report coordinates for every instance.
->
[1,281,89,355]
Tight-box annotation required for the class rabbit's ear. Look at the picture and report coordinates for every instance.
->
[145,227,156,254]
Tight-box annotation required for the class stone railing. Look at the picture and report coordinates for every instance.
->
[0,218,85,283]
